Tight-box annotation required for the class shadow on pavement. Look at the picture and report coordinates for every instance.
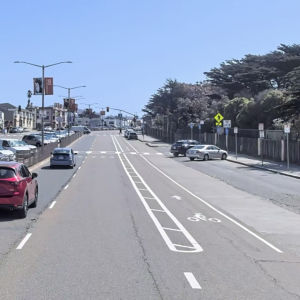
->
[41,166,73,170]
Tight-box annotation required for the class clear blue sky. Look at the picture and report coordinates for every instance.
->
[1,0,299,117]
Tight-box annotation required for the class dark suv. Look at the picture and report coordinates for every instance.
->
[170,140,200,157]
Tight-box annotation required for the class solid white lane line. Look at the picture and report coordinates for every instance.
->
[111,136,202,253]
[79,166,81,169]
[184,273,202,289]
[64,185,69,189]
[151,209,166,212]
[143,197,156,199]
[163,227,181,232]
[140,155,283,253]
[49,201,57,209]
[73,174,76,177]
[113,136,124,152]
[16,234,32,250]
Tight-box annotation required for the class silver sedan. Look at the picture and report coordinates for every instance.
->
[186,145,228,161]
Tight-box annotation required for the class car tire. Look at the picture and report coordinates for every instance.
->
[221,153,227,160]
[18,193,28,219]
[173,153,179,157]
[203,154,209,161]
[30,187,38,208]
[189,158,195,161]
[36,143,41,147]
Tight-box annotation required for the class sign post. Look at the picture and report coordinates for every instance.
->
[189,123,194,140]
[259,123,264,166]
[284,124,290,171]
[225,128,229,152]
[223,120,231,153]
[234,127,238,160]
[198,123,201,143]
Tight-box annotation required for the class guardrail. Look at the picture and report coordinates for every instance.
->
[16,132,83,167]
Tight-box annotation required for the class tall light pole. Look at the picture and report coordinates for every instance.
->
[96,107,105,129]
[54,85,86,136]
[14,61,72,148]
[81,103,98,126]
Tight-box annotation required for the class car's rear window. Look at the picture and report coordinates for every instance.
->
[53,150,70,154]
[0,168,16,179]
[193,146,205,149]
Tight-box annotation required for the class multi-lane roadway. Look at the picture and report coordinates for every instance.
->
[0,131,300,299]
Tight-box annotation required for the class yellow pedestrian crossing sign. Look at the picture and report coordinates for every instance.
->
[214,113,224,123]
[215,122,222,126]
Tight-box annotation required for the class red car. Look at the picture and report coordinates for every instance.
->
[0,162,38,218]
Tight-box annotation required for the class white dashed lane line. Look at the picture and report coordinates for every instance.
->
[184,273,202,289]
[64,185,69,189]
[49,201,57,209]
[16,234,32,250]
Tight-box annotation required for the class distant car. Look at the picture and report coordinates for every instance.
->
[9,127,19,133]
[23,127,30,132]
[0,145,15,161]
[50,148,77,169]
[127,132,138,140]
[22,134,51,147]
[170,140,201,157]
[186,145,228,161]
[0,162,38,218]
[44,126,52,131]
[71,126,91,134]
[124,129,134,138]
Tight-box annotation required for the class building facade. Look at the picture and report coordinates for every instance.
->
[0,103,35,130]
[36,104,68,129]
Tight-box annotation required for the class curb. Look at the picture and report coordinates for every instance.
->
[28,136,83,172]
[227,158,300,180]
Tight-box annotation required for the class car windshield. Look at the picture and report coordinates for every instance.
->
[8,140,27,147]
[0,168,16,179]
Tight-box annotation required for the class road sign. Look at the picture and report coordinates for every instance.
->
[198,124,201,129]
[259,131,264,138]
[215,122,222,126]
[217,126,221,133]
[118,113,122,118]
[234,127,238,134]
[258,123,264,131]
[223,120,231,128]
[284,124,290,133]
[39,110,47,118]
[225,128,229,135]
[214,113,224,123]
[190,123,194,129]
[100,111,105,115]
[200,120,204,125]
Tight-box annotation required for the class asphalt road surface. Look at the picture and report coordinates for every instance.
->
[0,131,300,299]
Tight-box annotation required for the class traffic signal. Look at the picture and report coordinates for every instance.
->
[106,107,109,112]
[64,99,69,109]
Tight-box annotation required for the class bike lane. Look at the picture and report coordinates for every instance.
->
[114,136,300,298]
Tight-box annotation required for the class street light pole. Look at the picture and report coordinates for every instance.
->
[14,60,72,148]
[54,85,86,136]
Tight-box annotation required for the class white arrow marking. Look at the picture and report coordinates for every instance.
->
[172,195,182,200]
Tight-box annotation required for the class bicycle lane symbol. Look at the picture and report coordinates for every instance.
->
[187,213,221,223]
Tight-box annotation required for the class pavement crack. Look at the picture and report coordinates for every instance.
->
[129,212,164,300]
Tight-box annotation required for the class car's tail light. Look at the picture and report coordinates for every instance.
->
[9,181,20,194]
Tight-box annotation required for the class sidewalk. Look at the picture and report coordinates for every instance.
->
[227,152,300,179]
[138,134,170,147]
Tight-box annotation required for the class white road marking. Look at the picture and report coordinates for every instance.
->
[64,185,69,189]
[144,197,156,199]
[16,234,32,250]
[172,195,182,200]
[49,201,57,209]
[151,209,166,212]
[111,136,202,253]
[73,174,76,177]
[184,273,202,289]
[156,153,163,155]
[140,155,283,253]
[101,151,106,153]
[143,153,150,155]
[163,227,181,232]
[131,152,137,154]
[79,167,81,169]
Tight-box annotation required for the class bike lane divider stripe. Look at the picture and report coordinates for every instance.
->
[111,136,202,253]
[139,155,283,253]
[184,273,202,289]
[16,233,32,250]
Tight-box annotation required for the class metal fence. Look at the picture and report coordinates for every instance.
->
[16,132,83,167]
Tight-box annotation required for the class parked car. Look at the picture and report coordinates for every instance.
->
[124,129,134,138]
[50,148,77,168]
[22,134,51,147]
[23,127,30,132]
[44,126,53,131]
[0,162,38,218]
[186,145,228,161]
[17,127,24,133]
[127,131,138,140]
[0,145,15,161]
[0,139,37,154]
[9,127,20,133]
[170,140,201,157]
[71,126,91,134]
